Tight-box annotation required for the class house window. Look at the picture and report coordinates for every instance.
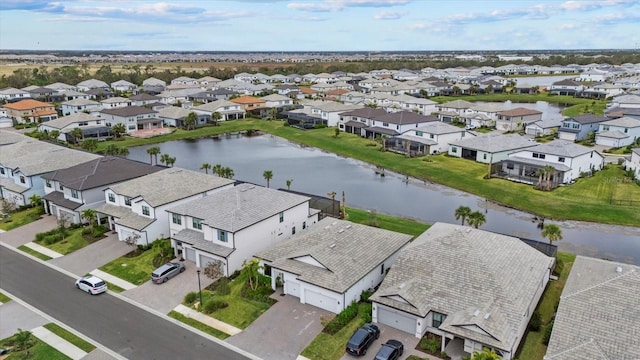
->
[602,126,609,131]
[172,213,182,225]
[303,221,306,230]
[483,154,487,160]
[572,123,579,129]
[430,134,434,139]
[218,230,228,242]
[558,157,565,163]
[432,312,446,328]
[451,146,458,153]
[142,206,150,216]
[292,226,296,235]
[124,197,131,206]
[507,163,514,170]
[383,122,389,127]
[46,180,51,188]
[624,128,628,133]
[279,212,284,223]
[192,218,202,230]
[108,193,115,203]
[19,176,26,184]
[415,131,423,137]
[380,264,385,274]
[0,167,5,175]
[71,190,78,199]
[533,153,545,159]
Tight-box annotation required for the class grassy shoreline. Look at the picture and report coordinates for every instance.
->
[85,117,639,227]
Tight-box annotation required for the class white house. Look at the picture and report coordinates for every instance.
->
[0,87,31,101]
[128,93,162,107]
[449,133,536,164]
[625,148,640,180]
[99,106,160,134]
[394,122,469,155]
[42,157,160,224]
[168,183,320,275]
[388,94,438,115]
[260,94,293,108]
[595,116,640,147]
[525,118,562,137]
[370,223,554,360]
[495,108,543,132]
[192,100,245,121]
[61,98,102,116]
[257,218,412,314]
[157,106,206,128]
[110,80,138,93]
[499,140,605,187]
[38,113,108,142]
[365,111,439,139]
[100,97,132,109]
[94,168,234,246]
[77,79,110,92]
[0,136,100,207]
[548,79,583,96]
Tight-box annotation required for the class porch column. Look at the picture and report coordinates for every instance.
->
[441,332,446,352]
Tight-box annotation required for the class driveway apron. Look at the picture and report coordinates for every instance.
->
[0,215,58,247]
[49,233,131,276]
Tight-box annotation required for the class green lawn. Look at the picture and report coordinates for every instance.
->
[301,302,370,360]
[517,252,576,360]
[35,227,91,255]
[167,311,230,340]
[0,207,42,231]
[18,245,52,261]
[345,207,429,238]
[99,243,169,285]
[42,323,96,353]
[0,291,11,303]
[0,334,71,360]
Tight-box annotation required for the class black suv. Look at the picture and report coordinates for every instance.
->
[374,339,404,360]
[345,323,380,356]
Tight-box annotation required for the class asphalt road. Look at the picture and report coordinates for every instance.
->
[0,246,253,360]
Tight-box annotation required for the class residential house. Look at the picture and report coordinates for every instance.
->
[171,76,197,86]
[100,96,132,109]
[157,106,205,128]
[339,108,388,135]
[94,168,234,246]
[261,94,294,108]
[449,133,536,163]
[0,108,11,128]
[128,93,162,107]
[157,88,202,105]
[99,106,160,134]
[196,76,221,87]
[392,122,469,155]
[558,114,609,141]
[296,101,361,128]
[168,183,320,275]
[388,94,438,115]
[77,79,110,92]
[188,89,239,103]
[230,95,266,112]
[192,100,245,121]
[595,116,640,147]
[110,80,138,93]
[548,79,583,96]
[370,223,554,360]
[582,83,625,99]
[85,88,115,100]
[42,157,161,224]
[436,100,476,122]
[608,94,640,109]
[258,217,411,313]
[27,87,63,102]
[524,118,562,137]
[61,98,102,116]
[544,256,640,360]
[45,82,77,93]
[59,90,90,101]
[0,87,31,102]
[365,111,439,139]
[498,140,604,187]
[495,108,543,132]
[3,99,57,124]
[143,77,167,88]
[38,113,110,142]
[0,137,100,206]
[625,148,640,179]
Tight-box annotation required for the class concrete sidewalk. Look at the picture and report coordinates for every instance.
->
[32,326,88,360]
[23,242,64,258]
[173,304,242,336]
[89,269,137,291]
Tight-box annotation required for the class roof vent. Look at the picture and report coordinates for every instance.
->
[484,313,491,320]
[345,224,352,229]
[399,282,405,289]
[331,221,337,226]
[616,266,623,273]
[465,228,472,233]
[338,229,345,234]
[329,243,336,249]
[473,310,480,317]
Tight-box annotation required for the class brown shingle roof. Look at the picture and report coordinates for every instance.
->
[4,99,54,110]
[230,95,265,104]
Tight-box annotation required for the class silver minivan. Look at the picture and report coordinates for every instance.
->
[151,262,186,284]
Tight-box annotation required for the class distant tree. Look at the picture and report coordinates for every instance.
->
[263,170,273,188]
[104,144,120,155]
[212,163,223,176]
[81,138,98,152]
[211,112,222,126]
[184,112,198,130]
[200,163,212,174]
[160,153,171,166]
[111,123,126,138]
[454,206,472,225]
[166,156,176,167]
[268,107,278,121]
[285,179,293,190]
[220,167,234,179]
[146,146,160,165]
[70,127,83,143]
[541,223,563,245]
[471,347,502,360]
[468,211,487,229]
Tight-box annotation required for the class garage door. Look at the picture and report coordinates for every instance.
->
[185,247,196,262]
[199,254,218,271]
[377,306,416,334]
[286,280,300,297]
[304,289,338,313]
[120,229,132,242]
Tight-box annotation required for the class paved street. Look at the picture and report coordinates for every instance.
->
[0,245,257,360]
[49,233,131,276]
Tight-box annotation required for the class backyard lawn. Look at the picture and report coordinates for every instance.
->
[99,239,173,285]
[345,207,429,238]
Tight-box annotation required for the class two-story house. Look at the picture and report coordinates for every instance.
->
[393,122,469,155]
[558,114,609,141]
[61,98,102,116]
[76,79,110,92]
[38,112,109,142]
[495,108,543,132]
[42,157,161,224]
[260,94,294,109]
[0,87,31,102]
[365,111,439,139]
[192,100,246,121]
[94,168,234,246]
[3,99,58,124]
[229,95,266,112]
[167,183,320,275]
[99,106,160,134]
[595,116,640,148]
[100,97,132,109]
[548,79,584,96]
[128,93,162,107]
[339,107,388,135]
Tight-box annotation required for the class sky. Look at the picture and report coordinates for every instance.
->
[0,0,639,52]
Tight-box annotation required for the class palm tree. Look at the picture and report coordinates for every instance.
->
[535,167,545,190]
[454,206,472,225]
[49,130,60,141]
[81,208,96,227]
[184,112,198,130]
[212,163,223,177]
[541,223,563,245]
[543,165,555,191]
[29,194,42,208]
[104,144,120,155]
[220,167,234,179]
[200,163,212,174]
[160,153,172,166]
[146,146,161,165]
[117,147,130,157]
[110,123,126,139]
[70,127,83,144]
[263,170,273,188]
[268,107,278,121]
[468,211,486,229]
[166,156,176,167]
[81,139,98,152]
[285,179,293,190]
[211,112,222,125]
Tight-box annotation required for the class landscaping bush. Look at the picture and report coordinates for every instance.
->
[529,310,542,331]
[92,224,107,238]
[419,333,443,354]
[361,302,372,323]
[543,321,554,345]
[43,233,63,245]
[184,292,198,305]
[203,299,228,313]
[360,289,373,302]
[553,257,564,276]
[82,227,92,235]
[215,277,231,296]
[240,280,275,304]
[322,302,359,335]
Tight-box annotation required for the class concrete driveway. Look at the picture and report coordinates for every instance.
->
[49,233,132,276]
[121,261,215,314]
[0,301,48,339]
[226,291,333,360]
[0,215,58,247]
[340,324,436,360]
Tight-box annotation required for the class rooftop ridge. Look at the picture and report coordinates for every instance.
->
[545,338,610,360]
[562,268,637,300]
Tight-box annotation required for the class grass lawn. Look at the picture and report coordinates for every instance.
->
[18,245,52,261]
[0,334,71,360]
[301,302,370,360]
[517,252,576,360]
[345,207,429,238]
[0,207,42,231]
[167,311,230,340]
[42,323,95,353]
[105,281,125,293]
[0,291,11,303]
[34,227,92,255]
[99,242,169,285]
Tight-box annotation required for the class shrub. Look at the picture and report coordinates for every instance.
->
[543,321,554,345]
[44,233,63,245]
[360,289,373,302]
[82,227,92,235]
[553,257,564,276]
[360,302,372,323]
[419,335,440,353]
[92,224,107,238]
[529,310,542,332]
[203,299,228,313]
[323,302,359,335]
[184,292,198,304]
[215,277,231,296]
[240,280,275,304]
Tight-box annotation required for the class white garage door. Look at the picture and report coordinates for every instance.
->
[525,127,539,136]
[304,289,338,313]
[184,247,196,262]
[120,229,132,242]
[286,280,300,297]
[377,306,416,334]
[558,131,577,141]
[199,254,218,271]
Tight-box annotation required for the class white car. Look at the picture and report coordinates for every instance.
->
[75,275,107,295]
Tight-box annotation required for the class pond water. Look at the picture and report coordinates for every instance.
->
[127,135,640,265]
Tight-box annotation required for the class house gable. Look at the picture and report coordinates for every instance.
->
[291,255,329,270]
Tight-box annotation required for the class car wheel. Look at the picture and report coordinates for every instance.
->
[163,277,168,283]
[180,267,185,273]
[362,348,367,356]
[376,332,380,339]
[75,283,79,289]
[87,289,92,294]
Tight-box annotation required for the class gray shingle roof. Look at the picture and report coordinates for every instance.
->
[94,203,155,231]
[601,116,640,128]
[528,139,599,158]
[545,256,640,360]
[566,114,608,124]
[39,112,101,130]
[0,130,31,145]
[414,121,464,135]
[108,168,234,207]
[173,229,234,258]
[157,106,192,119]
[168,183,310,232]
[339,107,388,118]
[0,140,101,176]
[100,106,156,117]
[449,133,535,153]
[370,222,554,352]
[257,217,412,293]
[371,111,438,125]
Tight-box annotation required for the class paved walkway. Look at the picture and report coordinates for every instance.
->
[32,326,88,360]
[89,269,137,291]
[23,241,64,258]
[0,215,58,247]
[173,304,242,336]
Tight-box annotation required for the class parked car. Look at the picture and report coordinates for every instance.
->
[151,262,186,284]
[75,275,107,295]
[374,339,404,360]
[345,323,380,356]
